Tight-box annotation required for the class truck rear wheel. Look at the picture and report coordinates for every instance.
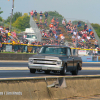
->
[72,67,78,75]
[30,69,36,73]
[60,64,67,75]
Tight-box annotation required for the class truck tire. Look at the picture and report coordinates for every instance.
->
[60,64,67,75]
[30,69,36,73]
[45,70,50,74]
[72,67,78,75]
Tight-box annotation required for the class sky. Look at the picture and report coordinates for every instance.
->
[0,0,100,24]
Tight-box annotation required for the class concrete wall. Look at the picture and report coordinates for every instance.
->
[0,53,33,60]
[0,77,100,100]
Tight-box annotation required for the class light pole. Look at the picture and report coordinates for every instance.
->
[9,0,14,32]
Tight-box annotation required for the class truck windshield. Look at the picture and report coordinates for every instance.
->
[39,46,66,55]
[27,35,37,39]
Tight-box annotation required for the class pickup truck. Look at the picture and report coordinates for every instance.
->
[28,45,82,75]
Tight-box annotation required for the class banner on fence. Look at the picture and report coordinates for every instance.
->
[6,45,12,52]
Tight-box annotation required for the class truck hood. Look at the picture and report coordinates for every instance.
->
[29,54,67,60]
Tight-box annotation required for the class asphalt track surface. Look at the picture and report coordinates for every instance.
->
[0,61,100,78]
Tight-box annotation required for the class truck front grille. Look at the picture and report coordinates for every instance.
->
[33,59,57,65]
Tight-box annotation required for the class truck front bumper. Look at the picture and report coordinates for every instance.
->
[28,64,63,71]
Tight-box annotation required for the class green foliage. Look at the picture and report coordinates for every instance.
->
[0,7,3,14]
[12,13,30,31]
[91,23,100,38]
[5,12,22,23]
[0,16,2,21]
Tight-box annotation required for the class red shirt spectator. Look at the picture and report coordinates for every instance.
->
[30,10,34,17]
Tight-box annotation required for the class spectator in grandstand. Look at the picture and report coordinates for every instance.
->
[54,34,58,40]
[67,26,71,34]
[51,17,55,24]
[56,18,59,27]
[34,10,37,21]
[84,24,88,31]
[77,21,81,27]
[44,12,48,19]
[62,19,66,26]
[36,21,39,27]
[40,21,43,29]
[90,31,94,39]
[39,11,43,21]
[0,26,3,31]
[44,19,47,27]
[86,34,91,41]
[7,37,11,43]
[94,40,99,48]
[49,23,53,29]
[30,10,34,18]
[89,27,92,33]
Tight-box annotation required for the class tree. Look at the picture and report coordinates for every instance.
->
[0,7,3,21]
[0,7,3,14]
[91,23,100,38]
[5,12,22,24]
[12,13,30,31]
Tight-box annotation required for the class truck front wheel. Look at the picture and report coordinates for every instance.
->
[30,69,36,73]
[60,64,67,75]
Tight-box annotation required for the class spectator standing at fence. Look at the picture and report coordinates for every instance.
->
[0,32,2,42]
[34,10,37,21]
[40,11,43,21]
[30,10,34,18]
[0,41,2,52]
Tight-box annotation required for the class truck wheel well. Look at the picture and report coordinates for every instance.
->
[77,63,80,70]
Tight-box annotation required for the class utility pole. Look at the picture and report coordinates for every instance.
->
[9,0,14,32]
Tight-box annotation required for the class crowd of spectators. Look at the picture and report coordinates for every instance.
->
[62,19,99,50]
[0,10,99,54]
[30,10,66,46]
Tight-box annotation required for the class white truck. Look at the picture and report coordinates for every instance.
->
[23,27,37,43]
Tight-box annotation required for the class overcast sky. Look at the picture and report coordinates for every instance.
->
[0,0,100,24]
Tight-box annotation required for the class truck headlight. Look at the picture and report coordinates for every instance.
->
[29,59,33,64]
[56,61,62,65]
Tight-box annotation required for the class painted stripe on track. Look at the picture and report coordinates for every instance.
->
[0,67,100,70]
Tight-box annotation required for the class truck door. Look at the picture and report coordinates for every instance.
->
[67,48,74,71]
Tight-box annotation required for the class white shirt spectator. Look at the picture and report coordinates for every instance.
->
[73,31,77,35]
[77,35,80,40]
[87,36,90,40]
[0,27,3,31]
[72,35,75,39]
[81,38,84,42]
[62,19,66,25]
